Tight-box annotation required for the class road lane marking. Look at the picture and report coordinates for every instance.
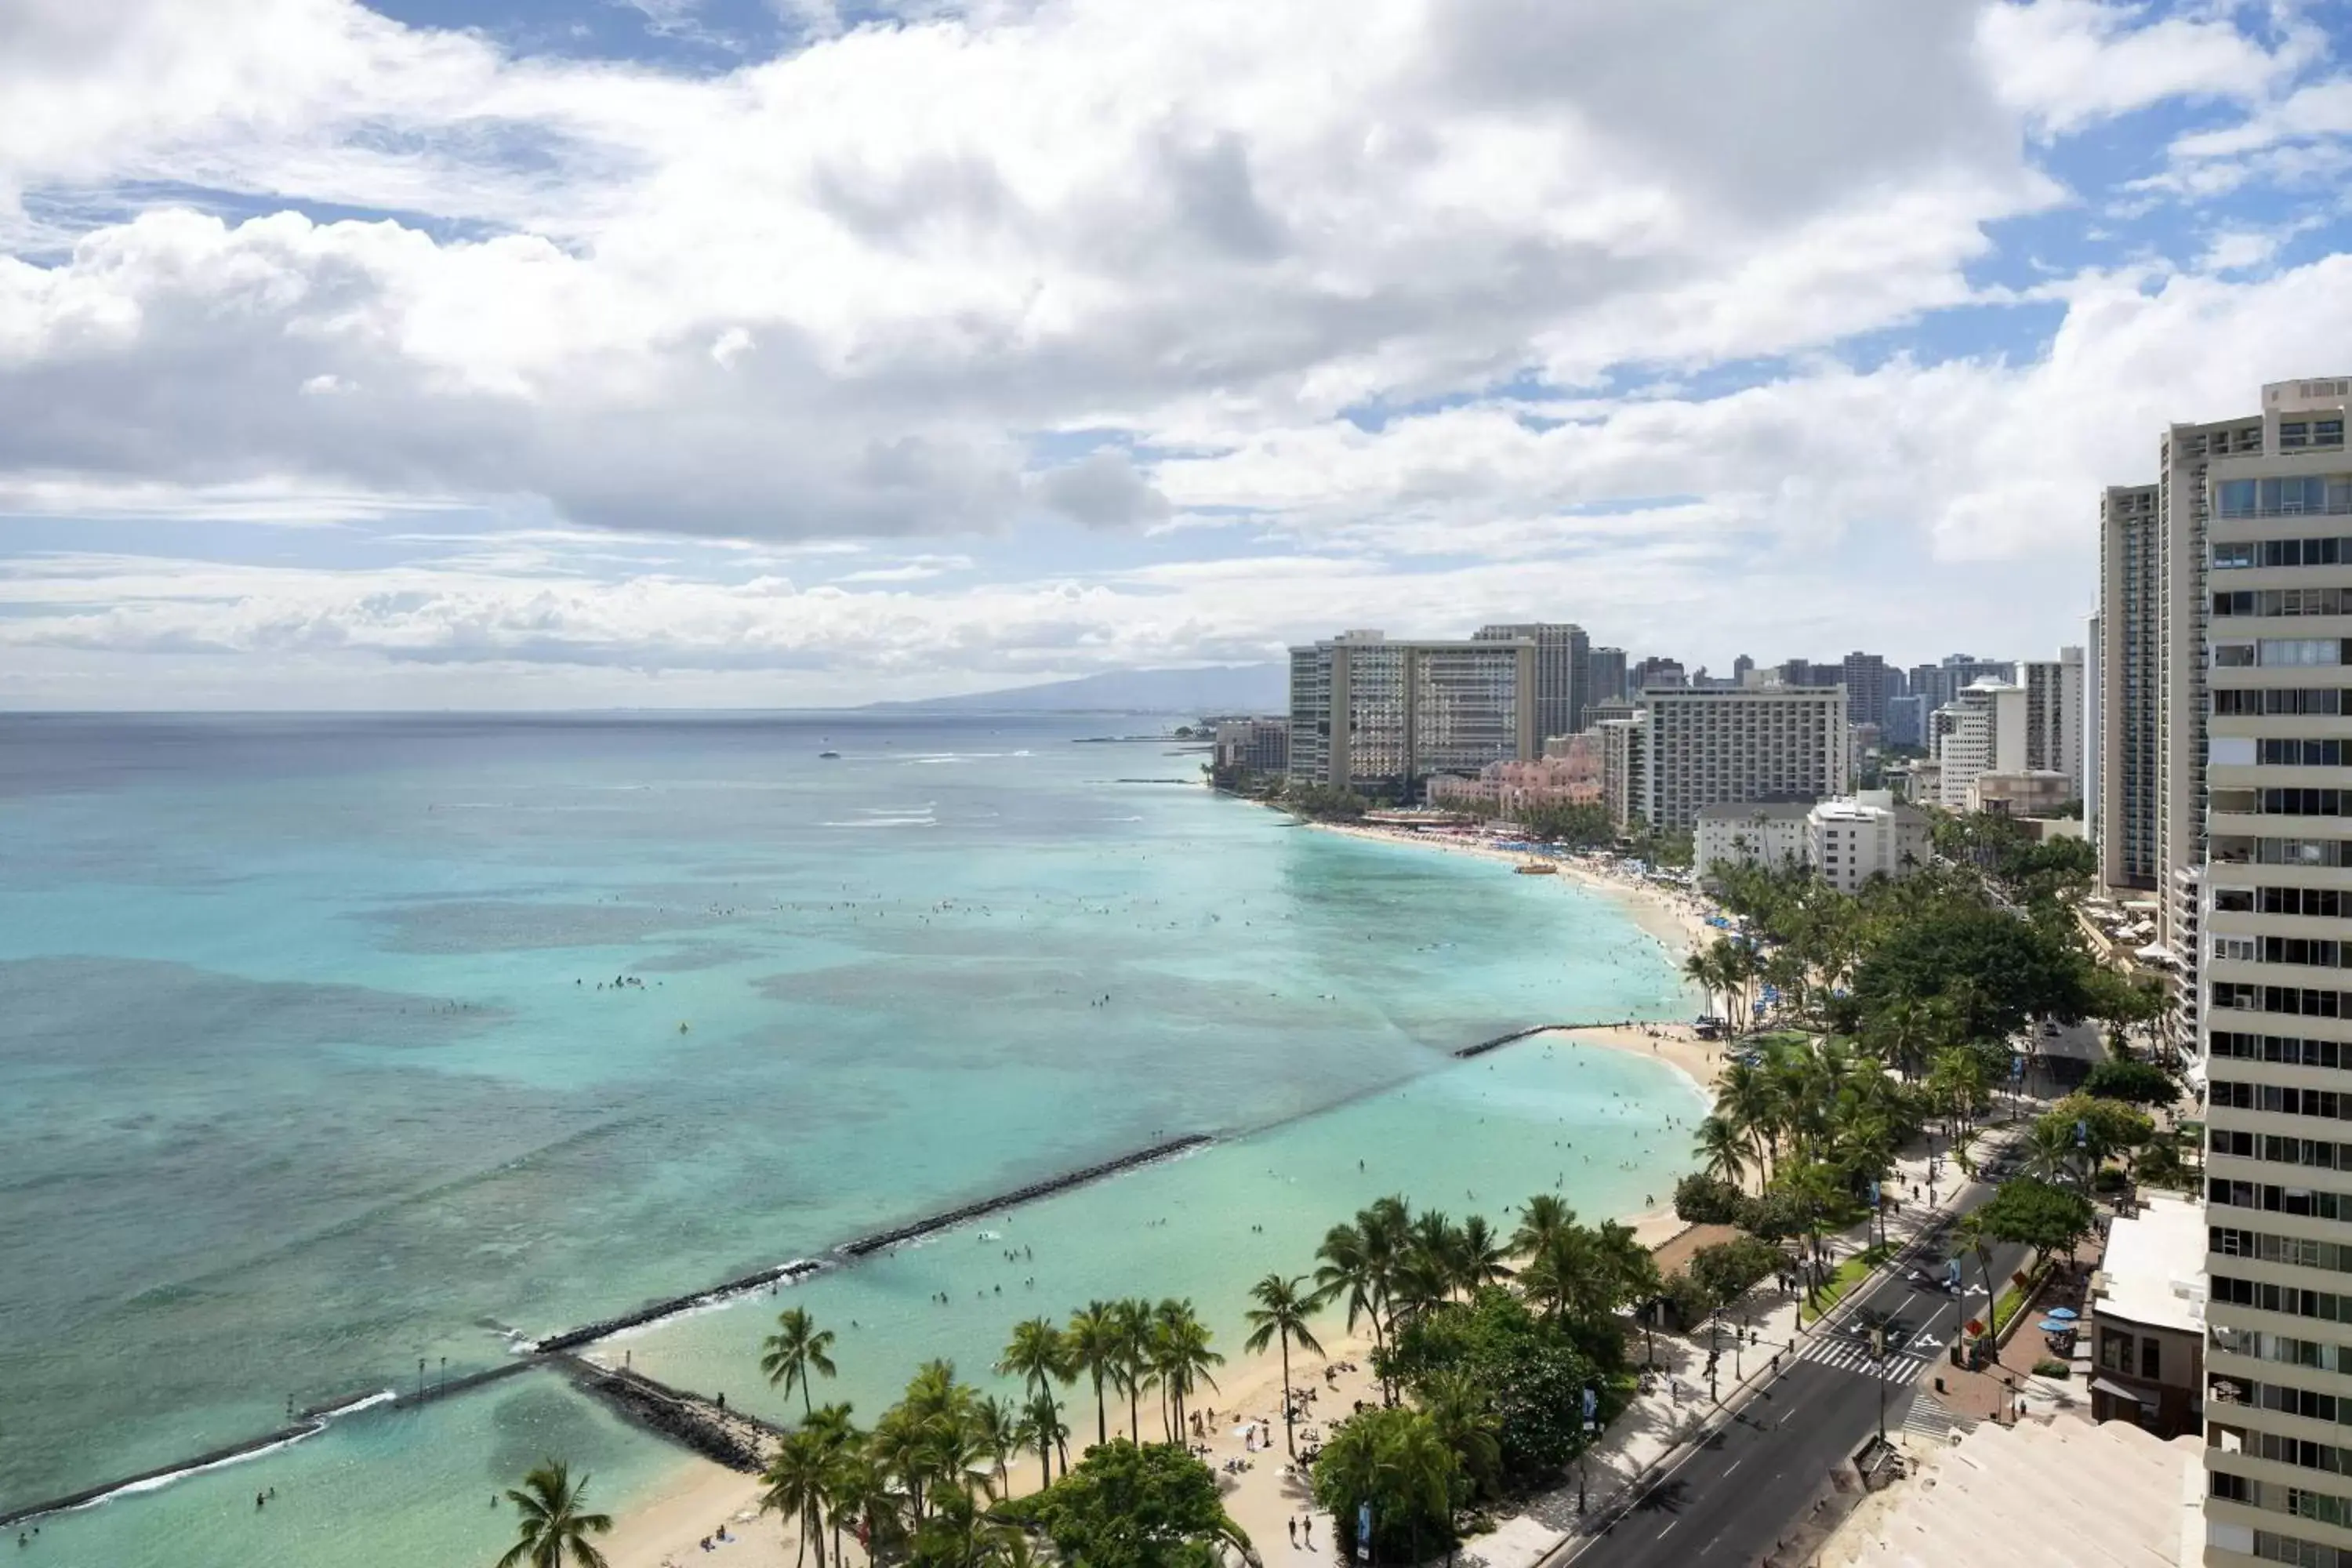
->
[1724,1458,1743,1474]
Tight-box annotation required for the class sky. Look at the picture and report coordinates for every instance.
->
[3,0,2351,709]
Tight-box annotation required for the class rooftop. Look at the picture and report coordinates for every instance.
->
[1693,800,1815,822]
[1824,1415,2198,1567]
[2092,1193,2206,1335]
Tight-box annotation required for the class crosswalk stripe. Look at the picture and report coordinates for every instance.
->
[1793,1336,1934,1381]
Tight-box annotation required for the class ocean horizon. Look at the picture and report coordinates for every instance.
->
[0,711,1700,1566]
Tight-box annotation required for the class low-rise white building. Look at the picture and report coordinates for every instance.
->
[1695,792,1931,891]
[1808,794,1933,892]
[1694,801,1812,879]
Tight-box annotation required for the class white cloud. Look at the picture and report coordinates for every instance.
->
[1979,0,2310,136]
[0,0,2337,701]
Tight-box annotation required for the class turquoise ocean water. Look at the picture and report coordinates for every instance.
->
[0,713,1698,1567]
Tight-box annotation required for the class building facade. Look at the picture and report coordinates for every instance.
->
[1599,715,1646,833]
[2100,483,2165,893]
[1286,631,1537,797]
[1968,771,2078,817]
[1211,717,1290,777]
[2153,378,2352,1568]
[2085,611,2104,848]
[2087,1193,2205,1442]
[1587,647,1628,710]
[1636,685,1850,833]
[1631,655,1687,692]
[1841,651,1900,731]
[2023,645,2086,790]
[1934,679,2027,809]
[1475,622,1590,740]
[1694,793,1929,893]
[1425,751,1603,816]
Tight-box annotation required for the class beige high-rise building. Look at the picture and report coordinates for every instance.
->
[2024,645,2086,789]
[2125,377,2352,1568]
[1285,630,1537,797]
[1635,684,1849,833]
[2100,483,2164,893]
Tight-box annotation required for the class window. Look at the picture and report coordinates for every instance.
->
[2259,739,2350,767]
[2218,477,2352,516]
[2141,1337,2161,1379]
[2267,639,2350,667]
[2216,642,2259,667]
[2285,423,2311,450]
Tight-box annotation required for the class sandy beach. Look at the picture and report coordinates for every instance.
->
[1304,820,1719,965]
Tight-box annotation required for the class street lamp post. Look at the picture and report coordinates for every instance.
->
[1871,1324,1887,1446]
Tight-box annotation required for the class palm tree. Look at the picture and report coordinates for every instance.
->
[1692,1114,1751,1187]
[1956,1210,2002,1340]
[994,1318,1070,1479]
[802,1404,858,1566]
[1112,1298,1155,1443]
[1455,1215,1515,1292]
[1312,1221,1391,1379]
[2021,1119,2081,1188]
[1408,1210,1465,1296]
[1149,1299,1222,1441]
[1319,1409,1461,1560]
[1717,1060,1780,1178]
[1508,1193,1573,1258]
[869,1404,933,1529]
[823,1451,894,1567]
[1062,1301,1121,1451]
[760,1428,833,1568]
[974,1394,1022,1498]
[1682,947,1727,1023]
[1014,1388,1069,1494]
[1243,1272,1326,1460]
[498,1461,614,1568]
[760,1307,839,1418]
[1415,1369,1501,1501]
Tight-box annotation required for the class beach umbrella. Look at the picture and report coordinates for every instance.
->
[2045,1307,2078,1321]
[2037,1319,2077,1334]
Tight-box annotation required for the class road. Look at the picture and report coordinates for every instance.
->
[1554,1152,2034,1568]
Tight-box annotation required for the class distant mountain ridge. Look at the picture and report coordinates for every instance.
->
[869,663,1287,715]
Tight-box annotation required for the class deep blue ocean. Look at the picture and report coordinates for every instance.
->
[0,712,1695,1566]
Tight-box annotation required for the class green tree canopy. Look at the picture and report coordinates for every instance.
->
[1380,1288,1610,1488]
[1976,1177,2096,1267]
[999,1440,1246,1568]
[2082,1059,2176,1107]
[1672,1171,1749,1226]
[1846,898,2091,1041]
[1311,1406,1462,1563]
[2035,1093,2158,1171]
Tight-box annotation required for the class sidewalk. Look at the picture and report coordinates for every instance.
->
[1468,1118,2029,1567]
